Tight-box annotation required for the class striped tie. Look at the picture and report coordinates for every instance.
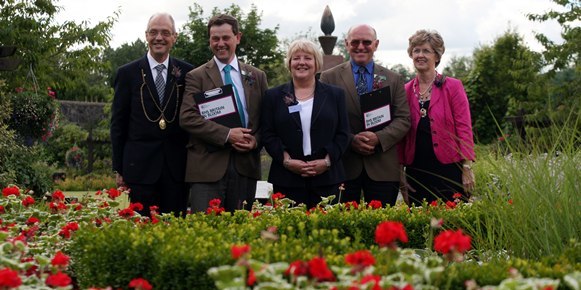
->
[154,64,166,103]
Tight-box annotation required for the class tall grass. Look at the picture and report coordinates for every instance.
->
[463,110,580,259]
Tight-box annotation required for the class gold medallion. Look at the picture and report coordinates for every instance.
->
[159,119,167,130]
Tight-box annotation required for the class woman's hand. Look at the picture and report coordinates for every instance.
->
[462,167,475,193]
[399,166,415,205]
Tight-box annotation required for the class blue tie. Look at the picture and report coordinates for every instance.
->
[356,66,368,95]
[223,64,246,127]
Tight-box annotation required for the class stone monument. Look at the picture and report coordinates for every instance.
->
[318,6,344,71]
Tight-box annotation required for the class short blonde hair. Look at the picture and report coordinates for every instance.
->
[285,39,324,73]
[407,29,446,67]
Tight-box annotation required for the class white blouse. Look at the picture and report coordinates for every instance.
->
[298,98,314,156]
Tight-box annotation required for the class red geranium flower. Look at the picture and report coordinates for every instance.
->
[285,260,308,277]
[452,193,463,199]
[51,251,70,267]
[375,221,408,248]
[26,217,40,225]
[345,250,375,267]
[107,188,121,199]
[118,208,135,218]
[0,205,5,214]
[345,250,375,273]
[45,271,72,287]
[128,278,153,290]
[434,229,472,256]
[308,257,335,282]
[368,200,382,209]
[129,202,143,211]
[344,201,359,209]
[445,201,457,209]
[247,268,256,286]
[272,192,285,200]
[0,267,22,288]
[231,244,251,259]
[52,190,65,201]
[209,198,222,208]
[2,186,20,197]
[429,200,439,207]
[360,274,382,290]
[22,196,35,207]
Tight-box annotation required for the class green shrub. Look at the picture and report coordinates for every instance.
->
[0,125,54,195]
[54,172,116,191]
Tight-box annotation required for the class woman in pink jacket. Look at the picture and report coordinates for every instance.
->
[399,30,475,206]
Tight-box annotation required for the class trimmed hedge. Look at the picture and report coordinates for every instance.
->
[68,203,579,289]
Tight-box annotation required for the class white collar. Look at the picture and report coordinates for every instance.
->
[214,55,240,72]
[147,52,170,70]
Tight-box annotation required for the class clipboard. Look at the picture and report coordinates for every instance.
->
[360,86,392,132]
[193,84,243,152]
[194,84,243,128]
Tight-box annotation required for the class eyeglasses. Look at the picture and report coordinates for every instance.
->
[146,30,174,37]
[349,39,374,47]
[412,48,435,55]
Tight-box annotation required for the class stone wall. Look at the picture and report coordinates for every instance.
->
[58,100,107,128]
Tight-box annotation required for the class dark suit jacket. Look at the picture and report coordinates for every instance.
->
[180,58,268,182]
[320,62,410,182]
[110,55,194,184]
[261,81,350,187]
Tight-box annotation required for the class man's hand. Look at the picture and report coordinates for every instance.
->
[232,133,256,152]
[228,128,253,144]
[351,131,378,155]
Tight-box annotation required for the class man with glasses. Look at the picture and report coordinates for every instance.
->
[180,14,268,213]
[111,13,194,216]
[320,24,410,207]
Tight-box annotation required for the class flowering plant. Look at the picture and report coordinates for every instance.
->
[434,73,446,87]
[372,74,387,90]
[7,87,59,141]
[241,69,256,86]
[65,145,85,169]
[171,65,182,79]
[282,93,298,107]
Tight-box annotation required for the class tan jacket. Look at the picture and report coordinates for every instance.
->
[319,62,410,181]
[180,59,268,182]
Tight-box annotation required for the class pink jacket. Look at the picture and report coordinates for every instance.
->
[398,77,475,165]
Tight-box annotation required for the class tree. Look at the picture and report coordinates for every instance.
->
[527,0,579,128]
[103,39,147,89]
[390,64,414,83]
[464,30,543,144]
[172,3,284,83]
[0,0,117,102]
[442,55,473,82]
[527,0,580,72]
